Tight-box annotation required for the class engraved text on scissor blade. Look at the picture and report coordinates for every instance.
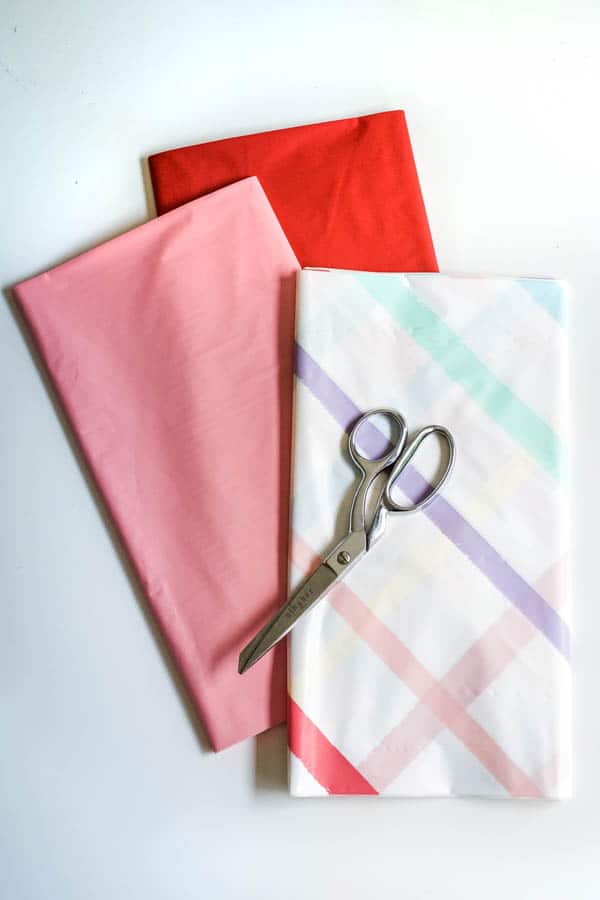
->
[281,564,338,626]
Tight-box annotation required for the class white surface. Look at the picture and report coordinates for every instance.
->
[1,1,598,897]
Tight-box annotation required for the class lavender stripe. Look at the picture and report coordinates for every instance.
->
[295,343,570,659]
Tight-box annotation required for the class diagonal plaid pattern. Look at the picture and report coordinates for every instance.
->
[288,270,571,798]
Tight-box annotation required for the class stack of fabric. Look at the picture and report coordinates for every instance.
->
[13,109,571,798]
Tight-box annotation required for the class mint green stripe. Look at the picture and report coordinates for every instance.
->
[355,273,564,480]
[517,278,566,325]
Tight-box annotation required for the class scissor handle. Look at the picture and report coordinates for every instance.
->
[347,408,408,533]
[384,425,456,514]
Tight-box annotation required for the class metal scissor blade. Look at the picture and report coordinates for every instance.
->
[238,562,339,674]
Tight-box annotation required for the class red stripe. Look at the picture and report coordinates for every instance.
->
[288,697,378,795]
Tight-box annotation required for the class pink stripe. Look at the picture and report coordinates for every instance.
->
[291,532,543,797]
[330,580,541,795]
[360,558,568,790]
[535,557,568,611]
[442,608,534,705]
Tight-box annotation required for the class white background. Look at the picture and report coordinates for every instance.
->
[1,1,599,897]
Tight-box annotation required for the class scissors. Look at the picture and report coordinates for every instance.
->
[238,408,456,675]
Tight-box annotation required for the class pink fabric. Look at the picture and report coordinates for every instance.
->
[14,178,299,750]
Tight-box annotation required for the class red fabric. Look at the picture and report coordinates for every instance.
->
[149,110,438,272]
[288,698,378,795]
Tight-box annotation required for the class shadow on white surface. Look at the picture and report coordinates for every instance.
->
[140,157,157,219]
[254,722,288,793]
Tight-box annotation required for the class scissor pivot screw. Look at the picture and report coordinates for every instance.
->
[337,551,351,565]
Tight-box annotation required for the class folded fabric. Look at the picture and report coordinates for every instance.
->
[289,268,571,797]
[13,177,300,751]
[148,110,438,272]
